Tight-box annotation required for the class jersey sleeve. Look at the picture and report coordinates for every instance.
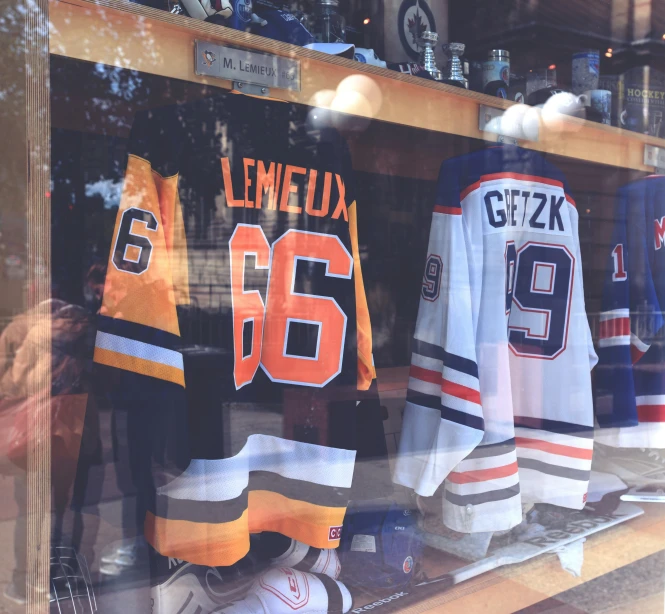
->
[93,112,191,559]
[595,183,664,428]
[393,160,484,496]
[348,200,375,391]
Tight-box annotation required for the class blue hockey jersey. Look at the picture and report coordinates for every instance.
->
[596,174,665,447]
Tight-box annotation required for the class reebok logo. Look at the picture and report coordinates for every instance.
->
[351,592,409,612]
[328,526,342,540]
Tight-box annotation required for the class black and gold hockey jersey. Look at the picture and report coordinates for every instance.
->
[94,92,377,567]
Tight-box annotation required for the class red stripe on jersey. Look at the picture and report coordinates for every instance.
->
[637,404,665,422]
[441,379,481,405]
[409,365,441,385]
[599,317,630,339]
[433,205,462,215]
[631,344,647,364]
[515,437,593,460]
[448,461,518,484]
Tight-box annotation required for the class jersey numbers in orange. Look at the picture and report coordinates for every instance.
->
[229,224,353,389]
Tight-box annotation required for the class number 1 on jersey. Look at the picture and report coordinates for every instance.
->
[612,244,627,281]
[230,225,353,389]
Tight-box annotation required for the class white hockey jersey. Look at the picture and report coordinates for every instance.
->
[393,146,598,533]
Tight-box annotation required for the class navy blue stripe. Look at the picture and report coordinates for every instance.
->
[464,438,515,460]
[445,484,520,507]
[412,339,444,361]
[514,415,594,439]
[97,314,181,351]
[412,340,479,379]
[440,405,484,431]
[442,351,479,379]
[406,390,441,411]
[517,458,591,482]
[406,392,484,431]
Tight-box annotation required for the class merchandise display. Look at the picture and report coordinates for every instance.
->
[13,0,665,611]
[393,146,596,533]
[93,92,383,569]
[596,175,665,447]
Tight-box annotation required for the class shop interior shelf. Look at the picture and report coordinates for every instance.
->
[50,0,665,175]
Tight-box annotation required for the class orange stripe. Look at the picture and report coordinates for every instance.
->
[448,461,518,484]
[248,490,346,549]
[433,205,462,215]
[409,365,441,385]
[94,346,185,387]
[145,510,250,567]
[515,437,593,460]
[459,172,568,203]
[441,379,481,404]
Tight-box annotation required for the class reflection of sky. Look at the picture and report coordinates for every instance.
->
[85,179,122,209]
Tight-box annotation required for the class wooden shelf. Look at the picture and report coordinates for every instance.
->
[50,0,665,173]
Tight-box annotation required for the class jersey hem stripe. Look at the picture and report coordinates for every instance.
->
[515,436,593,459]
[94,346,185,387]
[444,484,520,506]
[517,457,591,481]
[448,461,518,484]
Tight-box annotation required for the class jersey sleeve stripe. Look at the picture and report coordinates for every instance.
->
[443,350,479,379]
[599,308,630,321]
[405,391,441,411]
[514,437,593,460]
[517,458,590,481]
[409,365,441,385]
[97,315,181,350]
[440,405,484,431]
[637,404,665,422]
[442,380,481,405]
[95,331,184,370]
[412,339,441,362]
[514,415,594,438]
[94,347,185,387]
[599,317,630,340]
[444,484,520,506]
[463,438,515,460]
[433,205,462,215]
[599,336,631,348]
[447,461,518,484]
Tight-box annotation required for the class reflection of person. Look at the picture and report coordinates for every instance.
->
[1,275,100,606]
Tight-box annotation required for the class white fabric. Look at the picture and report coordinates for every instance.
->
[394,151,597,533]
[159,434,356,502]
[95,331,184,370]
[222,569,351,614]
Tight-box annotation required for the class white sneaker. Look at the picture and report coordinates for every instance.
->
[151,560,256,613]
[271,540,341,580]
[222,568,352,614]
